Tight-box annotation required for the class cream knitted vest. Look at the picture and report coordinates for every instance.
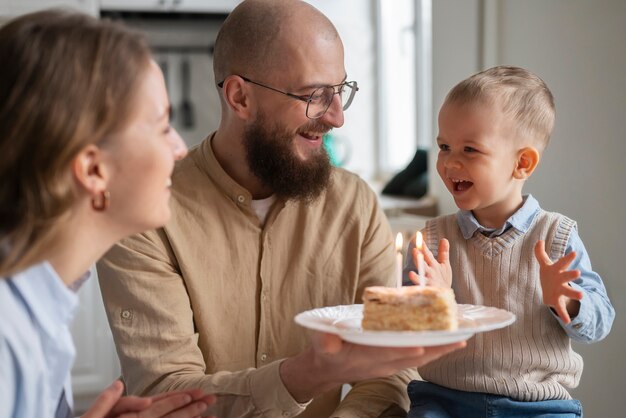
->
[418,210,583,401]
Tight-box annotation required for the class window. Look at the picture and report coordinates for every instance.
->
[376,0,432,177]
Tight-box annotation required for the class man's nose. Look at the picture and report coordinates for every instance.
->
[319,94,344,128]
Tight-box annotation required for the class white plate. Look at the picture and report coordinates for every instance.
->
[294,303,516,347]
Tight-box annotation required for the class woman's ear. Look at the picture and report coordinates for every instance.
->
[71,144,109,197]
[514,146,540,179]
[222,76,254,120]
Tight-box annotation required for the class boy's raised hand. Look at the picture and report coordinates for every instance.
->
[409,238,452,288]
[534,240,584,324]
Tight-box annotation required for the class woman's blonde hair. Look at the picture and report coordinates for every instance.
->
[0,10,151,277]
[445,65,555,150]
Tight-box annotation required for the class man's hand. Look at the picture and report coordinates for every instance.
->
[82,380,216,418]
[280,332,465,403]
[534,240,584,324]
[409,238,452,288]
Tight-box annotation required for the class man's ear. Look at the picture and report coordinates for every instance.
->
[222,76,254,120]
[514,146,540,179]
[71,144,109,197]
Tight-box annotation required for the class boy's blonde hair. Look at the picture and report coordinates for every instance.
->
[445,65,555,150]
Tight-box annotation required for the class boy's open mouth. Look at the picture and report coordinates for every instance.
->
[452,179,473,192]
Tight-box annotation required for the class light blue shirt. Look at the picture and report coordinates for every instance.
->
[0,262,79,418]
[405,195,615,344]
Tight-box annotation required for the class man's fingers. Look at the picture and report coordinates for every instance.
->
[140,393,195,418]
[82,380,124,417]
[408,341,466,367]
[350,342,463,370]
[150,389,203,402]
[388,341,465,368]
[437,238,450,264]
[312,332,343,354]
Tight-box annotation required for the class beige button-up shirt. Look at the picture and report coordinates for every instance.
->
[97,135,416,418]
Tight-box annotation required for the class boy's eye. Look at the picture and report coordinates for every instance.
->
[464,146,477,153]
[438,144,449,151]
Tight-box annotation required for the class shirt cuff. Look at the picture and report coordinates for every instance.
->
[556,282,592,340]
[249,359,310,417]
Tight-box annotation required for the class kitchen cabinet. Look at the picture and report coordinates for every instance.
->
[171,0,240,13]
[99,0,240,13]
[99,0,170,12]
[0,0,97,17]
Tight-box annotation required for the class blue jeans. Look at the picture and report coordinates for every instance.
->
[407,380,583,418]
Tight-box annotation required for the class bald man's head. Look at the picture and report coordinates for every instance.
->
[213,0,339,86]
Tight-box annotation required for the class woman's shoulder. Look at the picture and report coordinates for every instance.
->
[0,278,42,365]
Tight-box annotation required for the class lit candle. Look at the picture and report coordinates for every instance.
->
[395,233,403,288]
[415,230,426,287]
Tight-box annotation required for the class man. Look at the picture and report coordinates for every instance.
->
[97,1,463,417]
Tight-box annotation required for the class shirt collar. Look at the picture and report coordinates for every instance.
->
[193,132,254,207]
[11,262,80,339]
[456,194,540,239]
[192,133,289,217]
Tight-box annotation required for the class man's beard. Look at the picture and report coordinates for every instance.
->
[243,113,333,203]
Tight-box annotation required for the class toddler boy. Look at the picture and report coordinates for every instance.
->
[405,66,615,417]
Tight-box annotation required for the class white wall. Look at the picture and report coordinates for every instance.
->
[431,0,482,214]
[433,0,625,415]
[307,0,377,179]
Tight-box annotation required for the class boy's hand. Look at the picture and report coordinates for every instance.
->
[534,240,584,324]
[409,238,452,288]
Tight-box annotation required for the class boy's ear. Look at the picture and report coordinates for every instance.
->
[513,146,540,179]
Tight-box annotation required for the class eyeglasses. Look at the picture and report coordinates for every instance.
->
[217,75,359,119]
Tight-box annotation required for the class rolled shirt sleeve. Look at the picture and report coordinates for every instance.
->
[98,231,308,418]
[552,226,615,343]
[98,137,416,417]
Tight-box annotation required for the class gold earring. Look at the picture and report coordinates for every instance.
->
[92,190,110,212]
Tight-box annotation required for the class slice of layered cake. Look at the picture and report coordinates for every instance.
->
[362,286,458,331]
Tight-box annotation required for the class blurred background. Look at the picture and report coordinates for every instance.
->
[1,0,623,415]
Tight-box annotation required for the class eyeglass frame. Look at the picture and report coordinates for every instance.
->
[217,75,359,119]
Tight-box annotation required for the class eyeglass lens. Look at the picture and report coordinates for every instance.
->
[306,82,357,119]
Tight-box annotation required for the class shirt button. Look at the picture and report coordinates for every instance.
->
[121,309,132,320]
[237,195,245,203]
[260,353,268,362]
[572,323,582,329]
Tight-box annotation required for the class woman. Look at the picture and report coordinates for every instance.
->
[0,10,214,418]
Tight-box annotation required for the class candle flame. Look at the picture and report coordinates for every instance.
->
[416,230,423,249]
[395,232,403,251]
